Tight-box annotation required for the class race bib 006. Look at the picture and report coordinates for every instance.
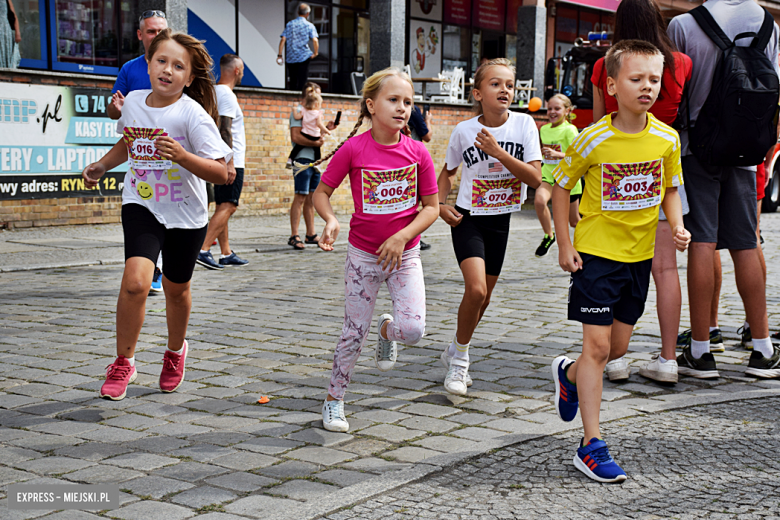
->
[471,162,524,215]
[362,163,418,214]
[601,159,662,211]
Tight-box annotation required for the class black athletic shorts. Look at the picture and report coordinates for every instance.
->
[122,203,208,284]
[214,167,244,206]
[450,205,511,277]
[568,252,652,326]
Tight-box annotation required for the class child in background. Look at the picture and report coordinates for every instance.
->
[534,93,580,257]
[312,68,439,432]
[550,40,690,482]
[438,58,542,396]
[82,29,231,401]
[289,87,331,165]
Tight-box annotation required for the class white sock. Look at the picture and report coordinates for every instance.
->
[744,320,750,329]
[168,344,183,354]
[658,355,667,364]
[221,254,230,259]
[691,339,710,359]
[753,337,773,357]
[450,338,469,362]
[126,356,135,366]
[709,326,717,333]
[200,249,209,254]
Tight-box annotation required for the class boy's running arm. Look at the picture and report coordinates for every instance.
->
[552,183,581,272]
[437,165,463,226]
[475,128,541,188]
[313,182,340,251]
[82,139,128,187]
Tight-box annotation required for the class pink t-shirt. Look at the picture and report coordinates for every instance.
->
[302,108,321,137]
[321,130,438,254]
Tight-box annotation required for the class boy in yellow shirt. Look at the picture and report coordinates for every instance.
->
[550,40,691,483]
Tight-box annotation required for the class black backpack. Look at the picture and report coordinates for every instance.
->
[686,6,779,167]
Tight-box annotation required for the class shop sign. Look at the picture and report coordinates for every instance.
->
[473,0,506,31]
[444,0,471,25]
[0,84,126,200]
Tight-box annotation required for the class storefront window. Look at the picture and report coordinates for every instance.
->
[54,0,119,72]
[15,0,44,64]
[442,24,468,73]
[120,1,145,64]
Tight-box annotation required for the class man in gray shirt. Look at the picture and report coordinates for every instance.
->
[668,0,780,378]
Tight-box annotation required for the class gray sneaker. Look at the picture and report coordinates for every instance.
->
[745,345,780,378]
[374,314,397,372]
[676,346,719,379]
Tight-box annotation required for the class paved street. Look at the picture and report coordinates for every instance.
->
[1,211,780,519]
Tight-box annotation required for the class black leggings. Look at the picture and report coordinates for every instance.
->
[122,204,208,284]
[450,206,511,277]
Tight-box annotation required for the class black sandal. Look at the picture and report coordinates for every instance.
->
[305,234,320,244]
[288,235,305,250]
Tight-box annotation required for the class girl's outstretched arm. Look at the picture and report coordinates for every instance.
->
[82,139,128,188]
[154,136,228,185]
[314,182,340,251]
[475,128,542,188]
[376,193,438,272]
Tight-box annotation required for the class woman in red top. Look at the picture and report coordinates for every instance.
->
[590,0,694,385]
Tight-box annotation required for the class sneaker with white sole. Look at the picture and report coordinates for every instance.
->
[444,358,470,396]
[440,349,472,387]
[574,438,627,483]
[638,354,678,383]
[676,345,719,378]
[375,314,397,372]
[99,356,137,401]
[745,345,780,378]
[322,399,349,432]
[605,357,630,381]
[738,325,753,350]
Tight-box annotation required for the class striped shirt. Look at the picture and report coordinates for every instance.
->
[552,113,683,262]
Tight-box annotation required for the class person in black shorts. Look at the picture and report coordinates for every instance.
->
[437,59,542,397]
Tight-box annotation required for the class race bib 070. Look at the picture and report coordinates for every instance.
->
[362,163,418,214]
[601,159,662,211]
[471,162,524,215]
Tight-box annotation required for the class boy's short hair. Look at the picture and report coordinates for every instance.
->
[605,39,664,79]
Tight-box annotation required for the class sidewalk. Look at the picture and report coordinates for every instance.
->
[0,211,779,520]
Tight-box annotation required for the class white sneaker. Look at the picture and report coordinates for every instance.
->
[375,314,397,372]
[444,358,470,396]
[638,354,678,383]
[322,399,349,432]
[605,357,630,381]
[440,349,472,386]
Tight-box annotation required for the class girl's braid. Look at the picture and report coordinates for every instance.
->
[293,110,367,176]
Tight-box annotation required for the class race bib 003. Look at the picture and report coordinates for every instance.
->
[471,162,524,215]
[123,127,172,170]
[601,159,663,211]
[362,163,418,214]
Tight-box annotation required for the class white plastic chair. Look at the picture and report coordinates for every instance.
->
[430,67,465,103]
[404,64,424,101]
[515,79,535,104]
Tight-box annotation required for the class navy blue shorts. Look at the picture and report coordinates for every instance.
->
[568,252,652,326]
[293,159,321,194]
[214,167,244,206]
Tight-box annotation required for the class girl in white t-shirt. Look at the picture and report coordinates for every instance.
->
[438,58,543,396]
[81,29,232,401]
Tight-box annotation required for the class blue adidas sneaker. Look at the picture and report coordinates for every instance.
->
[574,438,627,483]
[552,355,578,422]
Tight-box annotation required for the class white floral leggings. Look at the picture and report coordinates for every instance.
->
[328,244,426,400]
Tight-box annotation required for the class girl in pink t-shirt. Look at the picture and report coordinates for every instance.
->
[311,68,439,433]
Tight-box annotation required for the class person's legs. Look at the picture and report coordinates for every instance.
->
[116,257,156,359]
[327,247,383,401]
[534,182,553,236]
[162,277,191,351]
[217,204,238,256]
[290,194,307,238]
[711,251,722,328]
[731,248,769,339]
[569,198,581,228]
[202,203,237,253]
[384,249,426,345]
[651,223,681,361]
[688,242,717,344]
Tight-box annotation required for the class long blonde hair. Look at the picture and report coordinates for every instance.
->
[146,29,219,122]
[471,58,515,116]
[293,67,414,174]
[548,93,575,124]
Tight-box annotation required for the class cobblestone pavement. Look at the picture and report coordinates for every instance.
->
[324,397,780,520]
[1,211,779,519]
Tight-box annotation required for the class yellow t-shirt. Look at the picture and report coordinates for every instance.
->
[551,113,683,263]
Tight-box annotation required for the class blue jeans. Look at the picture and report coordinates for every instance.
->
[294,158,321,194]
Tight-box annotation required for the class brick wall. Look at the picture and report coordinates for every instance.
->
[0,70,545,228]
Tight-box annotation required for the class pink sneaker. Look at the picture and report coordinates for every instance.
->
[160,340,188,393]
[99,356,137,401]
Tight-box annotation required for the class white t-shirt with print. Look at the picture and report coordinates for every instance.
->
[215,84,246,168]
[445,111,543,214]
[117,90,232,229]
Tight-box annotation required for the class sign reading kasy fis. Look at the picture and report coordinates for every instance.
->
[0,83,127,200]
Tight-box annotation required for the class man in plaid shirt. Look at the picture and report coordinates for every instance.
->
[278,3,319,91]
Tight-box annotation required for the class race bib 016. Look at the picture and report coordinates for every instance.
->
[471,162,524,215]
[601,159,663,211]
[362,163,418,214]
[123,127,172,171]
